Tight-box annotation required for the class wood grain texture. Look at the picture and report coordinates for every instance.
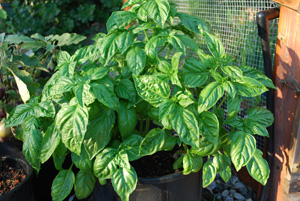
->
[273,0,300,11]
[269,4,300,201]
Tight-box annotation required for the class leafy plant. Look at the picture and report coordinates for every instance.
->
[0,32,86,139]
[6,0,275,200]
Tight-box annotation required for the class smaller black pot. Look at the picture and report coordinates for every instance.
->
[86,171,202,201]
[0,156,34,201]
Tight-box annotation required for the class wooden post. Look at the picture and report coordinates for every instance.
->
[269,1,300,200]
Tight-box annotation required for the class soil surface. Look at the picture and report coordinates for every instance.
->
[131,149,181,178]
[0,160,26,196]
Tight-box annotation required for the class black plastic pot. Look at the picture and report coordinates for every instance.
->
[87,171,202,201]
[0,141,34,201]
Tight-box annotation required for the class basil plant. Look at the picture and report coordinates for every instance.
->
[6,0,275,200]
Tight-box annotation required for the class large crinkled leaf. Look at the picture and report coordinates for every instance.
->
[190,139,219,157]
[111,166,137,201]
[118,101,138,139]
[84,107,115,159]
[84,67,109,81]
[233,77,268,97]
[246,149,270,185]
[183,58,208,87]
[176,12,209,34]
[107,11,137,31]
[73,44,101,65]
[122,0,143,10]
[49,76,75,97]
[6,100,55,127]
[198,81,224,113]
[23,117,42,172]
[4,34,34,44]
[198,111,219,143]
[247,107,274,127]
[126,46,146,75]
[213,154,231,182]
[168,34,186,54]
[56,104,89,156]
[145,34,167,61]
[93,148,118,179]
[74,170,96,200]
[170,105,200,148]
[143,0,170,27]
[202,160,217,188]
[73,84,92,107]
[221,66,243,79]
[40,123,61,163]
[51,168,75,201]
[114,150,131,169]
[91,78,119,109]
[140,128,166,156]
[115,31,134,54]
[240,66,276,89]
[134,75,170,107]
[115,79,137,103]
[120,135,144,161]
[230,131,256,171]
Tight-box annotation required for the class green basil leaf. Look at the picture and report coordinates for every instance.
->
[23,117,42,172]
[71,147,93,170]
[137,3,148,21]
[126,46,146,75]
[213,154,232,182]
[221,66,243,79]
[168,34,186,54]
[244,121,269,137]
[223,81,236,98]
[51,33,86,46]
[74,84,91,107]
[118,101,138,139]
[198,82,224,113]
[57,51,72,70]
[183,150,203,175]
[91,78,119,109]
[116,79,137,103]
[114,150,131,168]
[143,0,170,27]
[176,34,200,56]
[53,142,67,171]
[84,106,115,159]
[84,67,109,81]
[134,75,170,107]
[233,77,268,97]
[122,0,143,10]
[56,104,89,156]
[145,34,167,60]
[177,92,195,108]
[49,76,75,97]
[176,12,209,34]
[115,31,134,54]
[51,168,75,201]
[204,32,225,59]
[246,149,270,185]
[6,100,55,127]
[111,166,137,201]
[40,123,61,164]
[120,134,143,161]
[171,105,200,148]
[183,58,208,87]
[93,148,118,179]
[140,128,166,156]
[230,131,256,171]
[74,170,96,200]
[240,66,276,89]
[191,140,219,157]
[226,95,242,121]
[247,107,274,127]
[107,11,137,31]
[202,160,217,188]
[198,111,219,143]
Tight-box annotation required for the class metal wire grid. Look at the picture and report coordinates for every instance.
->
[169,0,279,150]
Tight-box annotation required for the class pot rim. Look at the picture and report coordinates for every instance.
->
[138,171,197,185]
[0,156,33,200]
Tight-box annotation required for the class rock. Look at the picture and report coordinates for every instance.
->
[230,176,239,185]
[216,193,222,200]
[240,188,248,196]
[235,181,246,189]
[246,198,253,201]
[222,190,229,198]
[225,197,234,201]
[234,192,245,200]
[208,181,217,190]
[229,189,236,195]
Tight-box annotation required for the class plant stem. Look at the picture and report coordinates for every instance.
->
[114,56,124,68]
[158,43,168,55]
[143,118,150,136]
[144,30,149,41]
[139,117,144,136]
[165,47,171,59]
[217,93,228,109]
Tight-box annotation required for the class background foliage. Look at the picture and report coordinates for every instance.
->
[0,0,122,36]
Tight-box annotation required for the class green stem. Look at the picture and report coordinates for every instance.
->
[165,47,171,59]
[139,117,144,136]
[144,30,149,42]
[158,43,168,55]
[143,118,150,136]
[217,93,228,109]
[114,56,124,68]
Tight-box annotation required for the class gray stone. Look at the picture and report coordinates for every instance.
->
[235,181,246,189]
[234,192,245,200]
[230,176,239,185]
[208,181,217,190]
[246,198,253,201]
[216,193,222,200]
[240,188,248,196]
[222,190,230,198]
[225,197,234,201]
[229,189,237,194]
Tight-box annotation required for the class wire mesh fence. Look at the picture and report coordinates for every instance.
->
[170,0,279,150]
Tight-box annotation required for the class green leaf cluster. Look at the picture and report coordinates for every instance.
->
[6,0,275,200]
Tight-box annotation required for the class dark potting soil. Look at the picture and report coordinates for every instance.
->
[0,160,26,196]
[131,149,181,178]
